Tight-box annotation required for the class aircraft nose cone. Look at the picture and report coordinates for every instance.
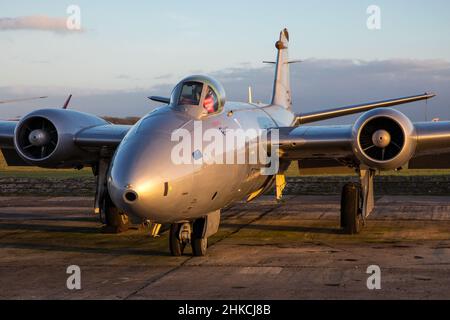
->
[106,109,195,222]
[107,143,162,219]
[107,130,194,222]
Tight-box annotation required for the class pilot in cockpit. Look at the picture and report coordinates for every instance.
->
[203,88,218,114]
[203,87,217,113]
[176,78,220,115]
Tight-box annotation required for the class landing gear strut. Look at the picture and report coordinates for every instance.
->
[101,193,130,234]
[93,155,130,234]
[340,182,364,234]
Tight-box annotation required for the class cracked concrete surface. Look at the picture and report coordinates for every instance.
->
[0,195,449,299]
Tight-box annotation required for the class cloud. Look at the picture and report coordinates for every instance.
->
[154,73,174,80]
[116,74,146,83]
[0,16,82,33]
[209,59,450,123]
[116,74,133,80]
[30,60,50,64]
[1,59,449,122]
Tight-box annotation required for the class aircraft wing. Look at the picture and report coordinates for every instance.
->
[279,92,448,170]
[0,120,17,148]
[277,121,450,169]
[277,125,354,163]
[0,120,131,166]
[0,121,131,149]
[294,93,435,125]
[74,124,131,148]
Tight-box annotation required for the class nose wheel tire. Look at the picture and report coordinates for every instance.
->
[169,224,186,256]
[341,182,363,235]
[169,223,208,256]
[101,193,130,234]
[191,236,208,257]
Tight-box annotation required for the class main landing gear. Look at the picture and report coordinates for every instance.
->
[340,182,364,234]
[169,211,220,257]
[340,169,376,235]
[100,193,130,234]
[94,156,130,234]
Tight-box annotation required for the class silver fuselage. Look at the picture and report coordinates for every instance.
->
[108,102,295,223]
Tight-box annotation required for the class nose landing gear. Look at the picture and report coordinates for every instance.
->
[169,210,221,257]
[191,236,208,256]
[169,223,188,256]
[169,222,209,257]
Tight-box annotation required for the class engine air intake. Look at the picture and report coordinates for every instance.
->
[16,116,58,160]
[359,117,405,162]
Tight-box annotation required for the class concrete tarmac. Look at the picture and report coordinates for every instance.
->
[0,195,449,300]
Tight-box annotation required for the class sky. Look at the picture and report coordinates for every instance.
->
[1,0,450,122]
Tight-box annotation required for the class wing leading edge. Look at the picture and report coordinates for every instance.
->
[74,124,131,148]
[294,93,435,125]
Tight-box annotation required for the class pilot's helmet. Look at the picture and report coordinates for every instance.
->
[170,75,226,118]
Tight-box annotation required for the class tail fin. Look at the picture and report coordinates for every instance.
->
[271,28,292,109]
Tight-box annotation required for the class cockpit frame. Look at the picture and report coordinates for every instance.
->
[170,75,226,119]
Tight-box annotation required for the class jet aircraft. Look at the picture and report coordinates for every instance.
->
[0,29,445,256]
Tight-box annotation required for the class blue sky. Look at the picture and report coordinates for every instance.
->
[1,0,450,119]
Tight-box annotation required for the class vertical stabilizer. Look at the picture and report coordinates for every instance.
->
[271,28,291,109]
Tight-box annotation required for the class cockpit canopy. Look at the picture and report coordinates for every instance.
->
[170,75,226,118]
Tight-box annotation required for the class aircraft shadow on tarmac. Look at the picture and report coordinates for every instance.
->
[220,223,344,235]
[0,222,98,234]
[0,213,98,223]
[0,211,343,259]
[0,221,171,256]
[0,242,171,257]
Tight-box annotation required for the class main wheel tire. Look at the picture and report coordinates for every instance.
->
[169,224,186,256]
[341,182,363,235]
[191,237,208,257]
[102,194,130,234]
[99,207,107,224]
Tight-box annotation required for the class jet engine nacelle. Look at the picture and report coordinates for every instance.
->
[352,108,417,171]
[14,108,108,168]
